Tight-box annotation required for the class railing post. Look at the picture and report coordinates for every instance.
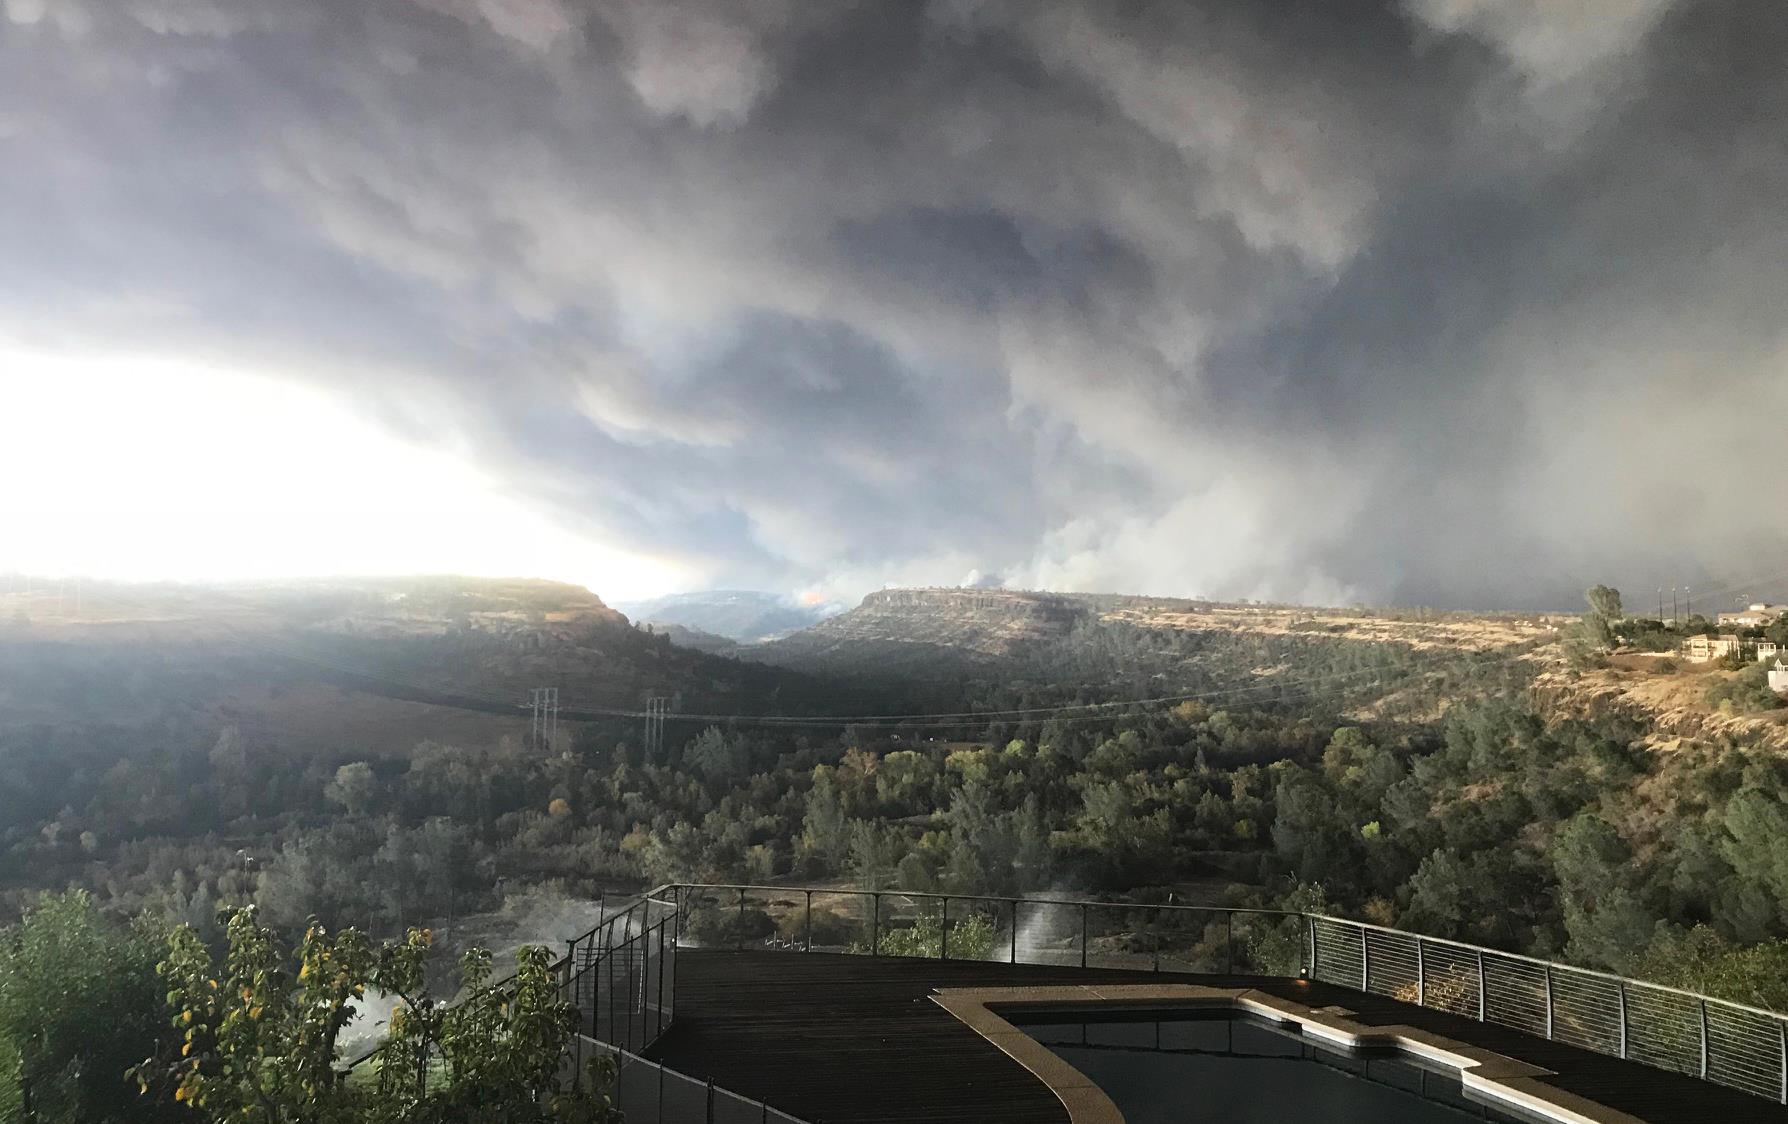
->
[1225,911,1234,975]
[1080,902,1089,968]
[1152,908,1161,973]
[804,890,813,953]
[1476,949,1486,1022]
[1699,999,1710,1079]
[1617,982,1628,1059]
[1544,964,1554,1040]
[566,936,577,1009]
[737,887,746,951]
[871,892,881,956]
[1361,928,1369,993]
[706,1076,715,1124]
[1010,899,1019,964]
[1777,1016,1785,1104]
[940,896,950,960]
[1416,937,1426,1007]
[1307,915,1317,979]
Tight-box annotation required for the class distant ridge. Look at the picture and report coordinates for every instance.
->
[616,590,839,644]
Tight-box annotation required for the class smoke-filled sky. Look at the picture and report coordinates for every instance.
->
[3,0,1786,609]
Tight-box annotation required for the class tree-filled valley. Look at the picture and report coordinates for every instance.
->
[5,578,1788,1121]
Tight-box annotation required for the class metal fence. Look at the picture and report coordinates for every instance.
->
[657,883,1788,1106]
[570,1037,811,1124]
[1307,914,1788,1104]
[665,883,1304,976]
[560,894,680,1057]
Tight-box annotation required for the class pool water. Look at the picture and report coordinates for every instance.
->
[1011,1010,1531,1124]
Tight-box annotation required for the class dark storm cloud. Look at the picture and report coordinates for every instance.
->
[4,0,1786,607]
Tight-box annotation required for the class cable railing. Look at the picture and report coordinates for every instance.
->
[348,883,1788,1108]
[1307,914,1788,1104]
[570,1037,811,1124]
[657,882,1788,1105]
[559,895,679,1057]
[666,883,1305,975]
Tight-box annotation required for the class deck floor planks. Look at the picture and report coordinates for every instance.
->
[644,951,1788,1124]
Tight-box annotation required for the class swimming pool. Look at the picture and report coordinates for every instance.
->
[1010,1009,1531,1124]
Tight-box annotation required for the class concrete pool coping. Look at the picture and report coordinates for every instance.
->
[931,983,1648,1124]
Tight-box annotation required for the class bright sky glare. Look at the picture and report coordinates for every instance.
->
[0,349,687,601]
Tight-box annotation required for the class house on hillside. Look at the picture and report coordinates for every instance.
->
[1759,641,1782,662]
[1683,634,1743,662]
[1718,603,1788,628]
[1771,660,1788,696]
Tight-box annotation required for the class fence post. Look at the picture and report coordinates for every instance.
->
[1225,912,1234,975]
[1475,949,1486,1022]
[657,1062,665,1124]
[1617,982,1628,1059]
[1699,999,1710,1080]
[1544,964,1554,1040]
[706,1077,716,1124]
[1080,902,1089,968]
[1416,938,1426,1007]
[1361,928,1369,993]
[1152,908,1161,973]
[1307,915,1317,979]
[737,887,746,952]
[940,896,949,960]
[871,893,881,956]
[804,890,813,953]
[1010,899,1019,964]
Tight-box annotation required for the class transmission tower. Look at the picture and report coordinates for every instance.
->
[643,696,669,761]
[529,687,559,752]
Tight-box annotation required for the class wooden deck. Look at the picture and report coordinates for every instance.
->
[644,950,1788,1124]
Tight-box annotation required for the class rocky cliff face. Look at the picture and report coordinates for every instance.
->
[1531,665,1788,753]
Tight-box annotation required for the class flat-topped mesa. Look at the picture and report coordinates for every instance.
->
[788,587,1087,657]
[833,586,1079,639]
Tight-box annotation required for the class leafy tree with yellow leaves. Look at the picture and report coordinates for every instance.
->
[134,908,617,1124]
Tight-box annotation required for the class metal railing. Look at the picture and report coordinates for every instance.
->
[665,883,1304,975]
[559,894,680,1057]
[571,1037,811,1123]
[656,883,1788,1105]
[1308,914,1788,1104]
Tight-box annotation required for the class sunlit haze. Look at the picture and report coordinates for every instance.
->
[0,350,688,601]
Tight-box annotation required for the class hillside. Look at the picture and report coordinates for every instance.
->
[756,588,1086,666]
[1535,654,1788,753]
[0,576,842,754]
[759,588,1563,664]
[750,587,1556,725]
